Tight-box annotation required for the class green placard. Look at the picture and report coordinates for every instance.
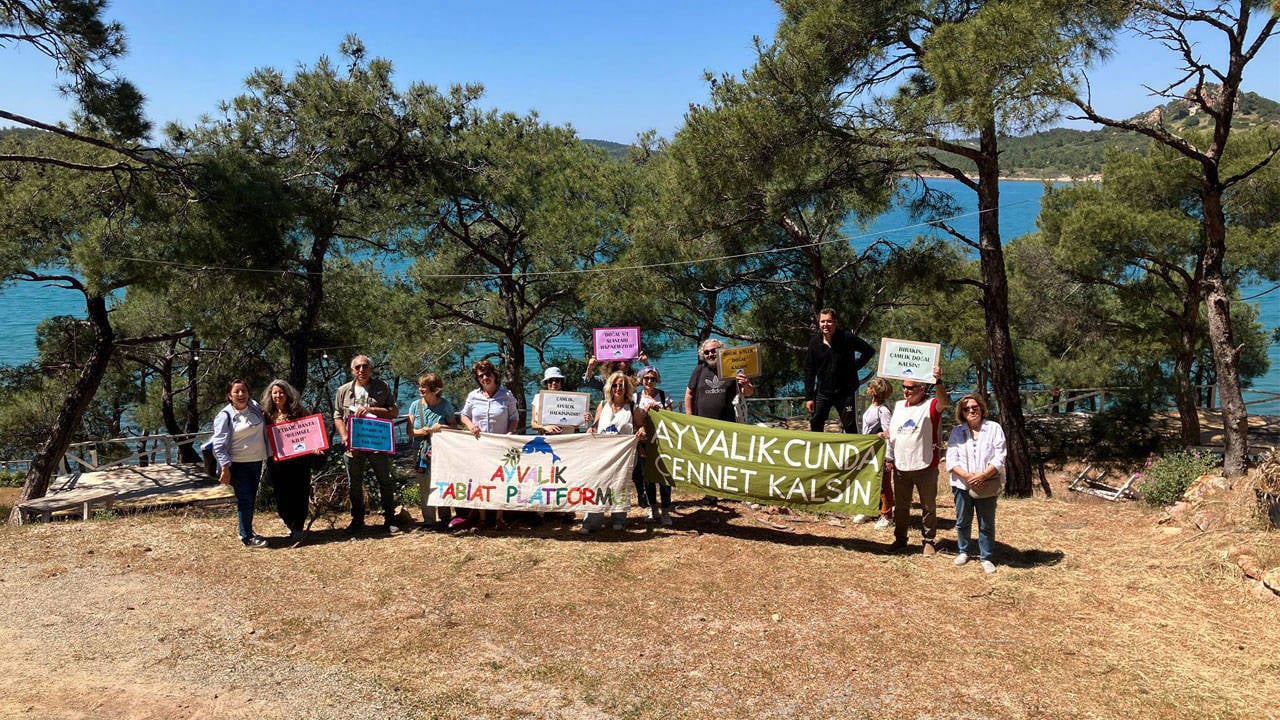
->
[642,410,884,516]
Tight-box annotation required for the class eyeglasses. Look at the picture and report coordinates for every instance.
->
[476,372,494,380]
[702,350,718,356]
[963,405,981,413]
[641,376,657,382]
[353,363,371,370]
[611,383,626,389]
[902,384,921,392]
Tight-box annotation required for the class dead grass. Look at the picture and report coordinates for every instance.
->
[1,469,1278,720]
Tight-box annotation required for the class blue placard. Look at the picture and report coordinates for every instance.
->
[347,416,395,453]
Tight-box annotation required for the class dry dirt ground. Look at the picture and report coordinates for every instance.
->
[1,469,1277,720]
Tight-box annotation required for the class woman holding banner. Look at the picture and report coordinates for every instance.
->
[582,371,646,533]
[262,379,320,546]
[635,365,673,525]
[407,373,458,530]
[210,378,269,548]
[945,394,1005,574]
[459,360,520,530]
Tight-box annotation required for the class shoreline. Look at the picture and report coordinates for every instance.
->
[915,172,1101,183]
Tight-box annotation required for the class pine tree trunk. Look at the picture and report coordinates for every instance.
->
[976,127,1034,497]
[1173,315,1202,448]
[1201,190,1249,476]
[8,295,116,524]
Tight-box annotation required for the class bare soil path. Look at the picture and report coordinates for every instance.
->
[1,471,1276,720]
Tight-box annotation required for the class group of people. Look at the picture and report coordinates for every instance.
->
[207,377,322,548]
[207,309,1005,573]
[803,308,1005,573]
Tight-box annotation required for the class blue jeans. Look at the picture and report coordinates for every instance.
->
[953,487,997,561]
[230,461,263,541]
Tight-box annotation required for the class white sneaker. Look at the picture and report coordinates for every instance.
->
[954,552,969,566]
[646,507,659,523]
[981,560,997,574]
[873,517,891,530]
[851,514,868,524]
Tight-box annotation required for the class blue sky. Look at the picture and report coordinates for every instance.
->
[5,1,1279,143]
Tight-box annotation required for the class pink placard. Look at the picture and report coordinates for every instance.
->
[592,326,641,361]
[267,414,330,461]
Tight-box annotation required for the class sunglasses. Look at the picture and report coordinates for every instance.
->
[963,405,981,413]
[476,372,494,380]
[903,384,922,391]
[641,376,657,382]
[702,350,718,356]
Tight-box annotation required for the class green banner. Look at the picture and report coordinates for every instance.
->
[643,410,884,516]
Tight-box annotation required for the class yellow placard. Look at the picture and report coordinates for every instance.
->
[717,344,762,378]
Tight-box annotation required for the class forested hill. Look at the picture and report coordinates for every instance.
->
[583,139,631,161]
[996,90,1280,179]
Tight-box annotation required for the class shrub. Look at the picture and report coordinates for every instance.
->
[1138,450,1221,506]
[1085,395,1161,460]
[0,470,25,487]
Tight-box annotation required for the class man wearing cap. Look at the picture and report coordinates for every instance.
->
[333,354,401,534]
[803,308,876,433]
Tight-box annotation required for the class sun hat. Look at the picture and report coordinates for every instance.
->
[542,366,566,384]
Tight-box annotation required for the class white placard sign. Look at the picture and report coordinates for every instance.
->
[877,338,941,383]
[536,390,592,428]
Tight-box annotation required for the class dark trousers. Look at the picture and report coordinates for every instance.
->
[270,457,312,532]
[346,451,396,523]
[229,461,262,541]
[632,457,672,509]
[809,393,858,433]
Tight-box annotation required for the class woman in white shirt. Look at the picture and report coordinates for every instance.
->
[944,393,1006,574]
[210,378,269,548]
[458,360,519,530]
[582,371,645,533]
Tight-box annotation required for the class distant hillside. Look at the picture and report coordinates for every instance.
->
[583,139,632,162]
[996,90,1280,178]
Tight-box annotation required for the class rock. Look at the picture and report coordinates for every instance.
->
[1183,474,1231,504]
[1263,568,1280,595]
[1192,512,1220,532]
[1235,554,1264,580]
[1250,580,1279,602]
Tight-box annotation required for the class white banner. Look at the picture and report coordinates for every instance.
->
[429,429,637,511]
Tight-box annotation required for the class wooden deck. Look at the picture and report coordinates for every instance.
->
[48,464,235,513]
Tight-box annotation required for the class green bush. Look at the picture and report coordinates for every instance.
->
[401,480,422,508]
[0,470,24,487]
[1138,450,1221,506]
[1086,395,1161,460]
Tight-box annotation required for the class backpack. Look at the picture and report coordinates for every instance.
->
[201,409,232,480]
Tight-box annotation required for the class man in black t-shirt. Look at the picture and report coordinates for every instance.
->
[803,308,876,433]
[684,339,754,422]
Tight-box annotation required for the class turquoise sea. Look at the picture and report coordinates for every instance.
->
[3,180,1277,414]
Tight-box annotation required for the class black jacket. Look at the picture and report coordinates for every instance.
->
[803,329,876,400]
